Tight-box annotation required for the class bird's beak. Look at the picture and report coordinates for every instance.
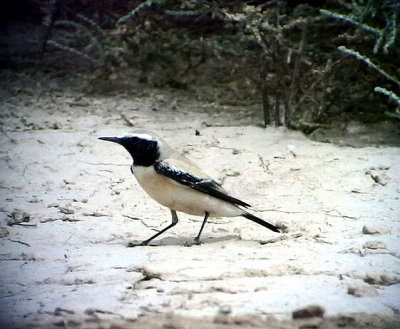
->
[98,136,121,144]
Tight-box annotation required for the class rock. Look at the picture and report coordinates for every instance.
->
[275,221,289,233]
[218,305,232,315]
[224,169,240,177]
[292,305,325,319]
[82,212,106,217]
[54,307,75,316]
[370,172,389,186]
[51,121,63,130]
[364,272,400,285]
[12,210,30,221]
[362,225,390,235]
[7,210,30,226]
[347,283,378,297]
[366,168,390,186]
[59,207,75,215]
[140,266,162,280]
[362,240,387,250]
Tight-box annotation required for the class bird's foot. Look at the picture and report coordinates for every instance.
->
[127,240,149,247]
[183,239,202,247]
[193,237,202,245]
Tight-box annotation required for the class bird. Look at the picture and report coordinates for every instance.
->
[99,130,280,246]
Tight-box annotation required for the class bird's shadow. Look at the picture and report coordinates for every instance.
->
[127,234,240,247]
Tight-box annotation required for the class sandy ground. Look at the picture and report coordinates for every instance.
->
[0,71,400,328]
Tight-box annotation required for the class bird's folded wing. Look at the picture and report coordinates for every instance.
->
[154,158,251,208]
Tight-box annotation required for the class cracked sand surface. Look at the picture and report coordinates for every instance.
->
[0,75,400,328]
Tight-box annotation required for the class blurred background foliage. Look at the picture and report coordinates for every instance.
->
[1,0,399,132]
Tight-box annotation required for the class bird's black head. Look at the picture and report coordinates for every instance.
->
[99,133,160,167]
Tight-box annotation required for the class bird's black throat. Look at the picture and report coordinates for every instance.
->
[120,136,160,167]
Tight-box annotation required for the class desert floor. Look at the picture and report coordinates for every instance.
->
[1,71,399,328]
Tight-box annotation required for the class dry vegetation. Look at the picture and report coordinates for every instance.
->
[2,0,399,130]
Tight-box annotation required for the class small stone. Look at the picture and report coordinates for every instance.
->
[218,305,232,315]
[362,225,390,235]
[51,122,62,130]
[347,284,378,297]
[54,307,75,316]
[364,273,400,285]
[83,212,105,217]
[224,170,240,177]
[364,273,380,285]
[362,240,387,250]
[370,172,389,186]
[8,210,30,226]
[59,207,75,215]
[276,221,289,233]
[292,305,325,319]
[47,203,59,208]
[366,169,390,186]
[13,210,28,221]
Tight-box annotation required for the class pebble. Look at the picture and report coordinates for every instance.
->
[47,203,59,208]
[218,305,232,315]
[51,121,63,130]
[7,210,30,226]
[275,221,289,233]
[362,241,387,250]
[224,169,240,177]
[366,168,390,186]
[364,272,400,285]
[362,225,390,235]
[347,283,378,297]
[59,207,75,215]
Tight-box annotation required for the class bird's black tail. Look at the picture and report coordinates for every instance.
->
[242,212,280,233]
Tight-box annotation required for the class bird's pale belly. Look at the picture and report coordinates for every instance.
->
[132,165,242,217]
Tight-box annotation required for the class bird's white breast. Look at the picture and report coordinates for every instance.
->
[131,165,243,218]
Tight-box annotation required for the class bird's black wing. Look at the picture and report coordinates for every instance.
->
[154,159,251,208]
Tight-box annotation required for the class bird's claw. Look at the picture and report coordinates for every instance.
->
[183,239,201,247]
[127,241,149,247]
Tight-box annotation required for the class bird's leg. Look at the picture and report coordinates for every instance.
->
[194,211,209,244]
[127,210,179,247]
